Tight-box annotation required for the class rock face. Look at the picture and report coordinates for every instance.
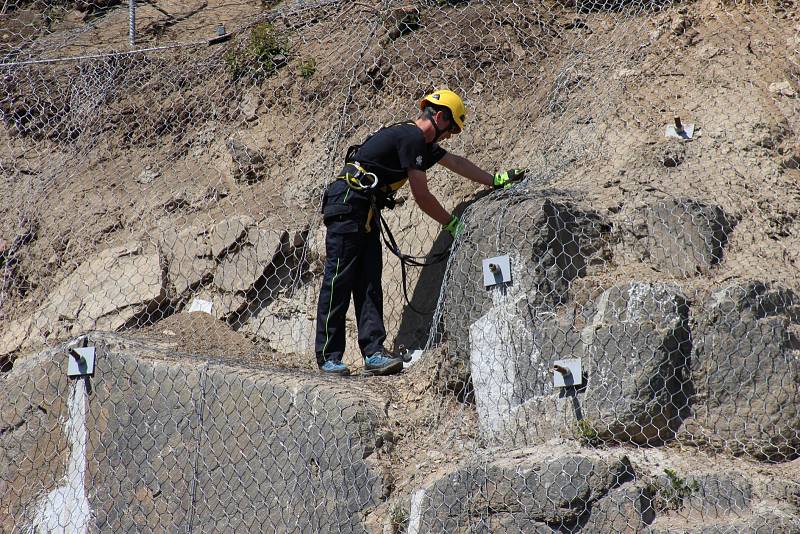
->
[616,199,734,277]
[0,334,386,533]
[680,282,800,461]
[470,279,800,464]
[2,217,314,360]
[445,194,608,368]
[469,298,535,436]
[473,282,692,447]
[579,283,691,445]
[407,453,635,532]
[646,471,800,533]
[0,242,165,357]
[405,453,798,533]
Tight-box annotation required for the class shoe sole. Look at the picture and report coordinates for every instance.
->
[363,360,403,376]
[320,368,351,377]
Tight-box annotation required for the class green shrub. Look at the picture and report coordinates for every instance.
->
[225,22,290,82]
[575,419,601,446]
[647,468,701,512]
[389,504,408,533]
[297,57,316,79]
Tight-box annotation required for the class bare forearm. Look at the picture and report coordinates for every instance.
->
[413,189,451,225]
[408,170,452,225]
[443,154,493,186]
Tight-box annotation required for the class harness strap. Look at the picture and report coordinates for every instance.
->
[372,199,451,315]
[337,162,379,191]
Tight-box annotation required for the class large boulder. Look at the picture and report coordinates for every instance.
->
[472,282,692,447]
[469,294,543,439]
[679,282,800,461]
[578,282,691,445]
[405,452,636,533]
[646,471,800,533]
[444,194,608,375]
[0,333,387,533]
[402,450,798,534]
[615,199,734,277]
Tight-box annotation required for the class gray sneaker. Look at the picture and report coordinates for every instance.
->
[364,352,403,376]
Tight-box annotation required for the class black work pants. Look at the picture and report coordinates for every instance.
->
[314,181,386,366]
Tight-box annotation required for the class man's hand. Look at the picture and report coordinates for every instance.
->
[492,168,526,189]
[443,214,465,239]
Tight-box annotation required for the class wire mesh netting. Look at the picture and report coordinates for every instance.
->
[1,0,799,532]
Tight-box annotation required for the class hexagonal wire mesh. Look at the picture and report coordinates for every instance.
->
[1,0,799,532]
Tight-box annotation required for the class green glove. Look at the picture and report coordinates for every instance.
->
[443,214,465,239]
[492,168,526,189]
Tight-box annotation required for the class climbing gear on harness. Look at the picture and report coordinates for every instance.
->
[493,168,527,189]
[334,121,454,314]
[443,214,465,239]
[339,162,379,191]
[420,89,466,133]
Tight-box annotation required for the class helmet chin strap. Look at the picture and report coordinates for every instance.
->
[428,115,448,143]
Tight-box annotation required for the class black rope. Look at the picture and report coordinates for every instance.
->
[375,204,451,315]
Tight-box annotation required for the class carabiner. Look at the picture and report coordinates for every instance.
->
[346,162,379,191]
[356,171,378,190]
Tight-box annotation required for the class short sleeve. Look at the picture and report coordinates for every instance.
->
[396,130,427,171]
[428,144,447,167]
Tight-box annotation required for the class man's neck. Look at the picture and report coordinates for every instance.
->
[414,117,435,143]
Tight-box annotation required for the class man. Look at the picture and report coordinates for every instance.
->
[315,89,524,376]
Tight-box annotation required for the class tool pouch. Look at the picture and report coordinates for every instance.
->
[322,203,352,220]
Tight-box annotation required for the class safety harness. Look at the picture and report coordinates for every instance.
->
[333,124,452,314]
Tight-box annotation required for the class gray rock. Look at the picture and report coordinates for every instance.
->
[18,243,165,351]
[0,348,69,533]
[238,293,315,354]
[194,365,383,532]
[647,513,800,534]
[487,282,691,447]
[248,227,285,264]
[643,199,733,277]
[407,453,634,533]
[0,315,31,357]
[680,282,800,461]
[583,483,656,533]
[615,199,734,278]
[211,228,286,294]
[580,283,692,445]
[682,473,752,517]
[213,245,261,293]
[162,225,215,295]
[469,294,535,438]
[1,334,385,532]
[209,215,253,258]
[443,195,607,379]
[226,138,265,184]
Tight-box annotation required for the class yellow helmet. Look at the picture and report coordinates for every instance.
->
[419,89,466,134]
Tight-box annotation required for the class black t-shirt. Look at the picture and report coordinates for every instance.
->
[350,122,447,190]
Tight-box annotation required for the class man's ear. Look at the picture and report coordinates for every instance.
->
[433,110,445,126]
